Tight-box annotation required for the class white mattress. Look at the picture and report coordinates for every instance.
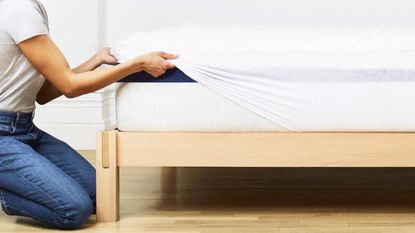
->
[116,81,415,132]
[113,26,415,132]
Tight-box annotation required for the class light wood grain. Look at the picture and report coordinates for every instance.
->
[117,132,415,167]
[96,131,120,222]
[3,152,415,232]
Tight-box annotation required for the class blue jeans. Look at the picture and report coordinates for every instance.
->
[0,111,96,229]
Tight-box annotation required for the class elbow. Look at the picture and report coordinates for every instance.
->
[36,99,48,105]
[36,99,47,105]
[63,91,81,99]
[61,73,83,98]
[36,93,50,105]
[62,87,82,99]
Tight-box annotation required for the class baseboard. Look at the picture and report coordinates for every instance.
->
[34,93,109,150]
[35,123,104,150]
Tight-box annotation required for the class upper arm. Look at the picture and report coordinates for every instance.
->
[1,0,49,44]
[2,1,75,96]
[18,35,75,95]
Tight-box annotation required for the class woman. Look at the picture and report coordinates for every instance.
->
[0,0,176,229]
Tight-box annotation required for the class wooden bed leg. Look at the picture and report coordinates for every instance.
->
[161,167,177,193]
[161,167,177,205]
[96,131,120,222]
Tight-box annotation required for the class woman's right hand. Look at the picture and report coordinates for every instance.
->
[138,51,178,77]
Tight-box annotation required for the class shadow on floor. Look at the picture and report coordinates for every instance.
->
[153,168,415,213]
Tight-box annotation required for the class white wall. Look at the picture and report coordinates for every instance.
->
[104,0,415,45]
[36,0,415,149]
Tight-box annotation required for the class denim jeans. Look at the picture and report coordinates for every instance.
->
[0,111,96,229]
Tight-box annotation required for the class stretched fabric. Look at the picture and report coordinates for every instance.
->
[112,24,415,131]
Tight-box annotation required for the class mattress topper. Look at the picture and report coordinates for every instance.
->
[113,23,415,52]
[112,25,415,130]
[114,24,415,82]
[121,49,415,83]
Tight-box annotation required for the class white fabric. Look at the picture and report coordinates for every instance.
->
[112,25,415,132]
[116,82,415,132]
[113,24,415,53]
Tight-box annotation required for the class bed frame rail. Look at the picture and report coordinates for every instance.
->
[116,131,415,167]
[96,131,415,222]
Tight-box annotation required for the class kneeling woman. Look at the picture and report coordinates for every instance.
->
[0,0,176,229]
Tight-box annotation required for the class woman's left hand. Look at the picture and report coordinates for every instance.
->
[96,47,118,66]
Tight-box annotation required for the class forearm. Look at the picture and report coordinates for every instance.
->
[72,54,102,73]
[37,55,105,104]
[65,59,141,98]
[38,58,140,104]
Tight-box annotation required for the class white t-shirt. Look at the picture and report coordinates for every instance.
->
[0,0,49,113]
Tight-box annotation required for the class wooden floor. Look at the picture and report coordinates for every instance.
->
[2,151,415,232]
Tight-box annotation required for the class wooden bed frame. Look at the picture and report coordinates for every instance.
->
[96,130,415,222]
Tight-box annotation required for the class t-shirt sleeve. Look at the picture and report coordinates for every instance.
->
[2,1,48,44]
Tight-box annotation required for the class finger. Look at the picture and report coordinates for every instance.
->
[109,59,119,65]
[157,69,166,76]
[155,51,164,56]
[149,72,159,78]
[153,67,165,73]
[110,55,118,62]
[166,62,175,69]
[103,55,118,65]
[160,61,175,69]
[150,70,164,78]
[144,69,156,76]
[161,52,179,60]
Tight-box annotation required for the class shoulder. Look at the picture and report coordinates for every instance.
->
[0,0,39,18]
[0,0,35,9]
[0,0,49,43]
[0,0,48,26]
